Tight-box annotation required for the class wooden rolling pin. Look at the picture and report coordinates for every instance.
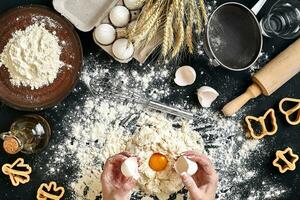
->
[222,38,300,116]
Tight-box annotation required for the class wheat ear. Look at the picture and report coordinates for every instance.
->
[171,0,185,58]
[162,1,175,57]
[128,0,154,42]
[199,0,208,25]
[134,2,163,46]
[185,0,194,53]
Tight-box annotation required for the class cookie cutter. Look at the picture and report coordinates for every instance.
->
[1,158,32,186]
[279,97,300,126]
[37,181,65,200]
[273,147,299,173]
[245,108,278,139]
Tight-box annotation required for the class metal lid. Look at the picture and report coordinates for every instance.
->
[3,137,21,154]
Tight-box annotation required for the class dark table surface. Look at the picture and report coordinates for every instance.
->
[0,0,299,200]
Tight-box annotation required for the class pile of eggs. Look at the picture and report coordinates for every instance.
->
[93,0,143,61]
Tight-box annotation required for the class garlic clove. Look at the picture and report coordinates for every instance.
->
[121,157,140,180]
[174,156,198,176]
[124,0,144,10]
[174,66,196,86]
[112,39,134,60]
[94,24,116,45]
[197,86,219,108]
[109,6,130,27]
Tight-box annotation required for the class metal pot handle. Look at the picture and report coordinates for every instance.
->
[252,0,268,15]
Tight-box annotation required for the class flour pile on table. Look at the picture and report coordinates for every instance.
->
[72,109,205,199]
[127,113,205,199]
[0,23,64,89]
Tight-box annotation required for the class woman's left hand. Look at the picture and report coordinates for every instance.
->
[101,152,138,200]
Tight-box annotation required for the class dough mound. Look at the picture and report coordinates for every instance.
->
[126,113,205,199]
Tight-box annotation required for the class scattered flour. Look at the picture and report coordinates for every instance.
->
[0,23,65,89]
[40,49,286,199]
[62,96,205,199]
[37,52,287,200]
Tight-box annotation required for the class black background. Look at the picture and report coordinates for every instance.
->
[0,0,299,199]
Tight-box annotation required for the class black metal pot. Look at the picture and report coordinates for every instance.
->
[204,0,267,71]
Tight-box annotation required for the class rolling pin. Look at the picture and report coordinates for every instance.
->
[222,38,300,116]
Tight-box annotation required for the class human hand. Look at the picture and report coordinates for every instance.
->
[101,152,138,200]
[180,151,218,200]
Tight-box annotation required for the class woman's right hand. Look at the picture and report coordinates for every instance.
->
[180,151,218,200]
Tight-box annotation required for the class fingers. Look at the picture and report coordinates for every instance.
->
[119,151,133,158]
[102,152,139,178]
[183,152,219,192]
[102,154,128,177]
[184,152,216,176]
[181,172,201,198]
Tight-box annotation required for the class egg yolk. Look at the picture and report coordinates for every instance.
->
[149,153,168,172]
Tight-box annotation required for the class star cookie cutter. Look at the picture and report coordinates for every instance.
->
[279,97,300,126]
[37,181,65,200]
[245,108,278,139]
[273,147,299,173]
[2,158,32,186]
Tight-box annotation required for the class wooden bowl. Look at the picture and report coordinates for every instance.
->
[0,5,83,111]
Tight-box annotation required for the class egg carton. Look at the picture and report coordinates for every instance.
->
[53,0,161,63]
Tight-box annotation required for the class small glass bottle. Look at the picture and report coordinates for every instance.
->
[0,114,51,154]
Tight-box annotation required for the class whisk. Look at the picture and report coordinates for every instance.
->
[89,75,194,120]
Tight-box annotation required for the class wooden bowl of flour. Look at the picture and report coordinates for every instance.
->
[0,5,83,111]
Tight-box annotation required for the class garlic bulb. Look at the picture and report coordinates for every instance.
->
[109,6,130,27]
[197,86,219,108]
[121,157,140,180]
[94,24,116,45]
[112,39,134,60]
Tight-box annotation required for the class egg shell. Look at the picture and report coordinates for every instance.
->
[174,66,196,86]
[124,0,144,10]
[109,6,130,27]
[121,157,140,180]
[174,156,198,176]
[94,24,116,45]
[197,86,219,108]
[112,39,134,60]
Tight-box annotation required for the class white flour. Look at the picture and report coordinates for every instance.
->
[39,0,288,195]
[39,50,288,200]
[0,23,64,89]
[126,113,205,199]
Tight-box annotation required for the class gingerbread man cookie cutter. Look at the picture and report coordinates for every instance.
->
[2,158,32,186]
[273,147,299,173]
[37,181,65,200]
[279,97,300,126]
[245,108,278,139]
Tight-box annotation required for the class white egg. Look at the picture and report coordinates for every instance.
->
[174,65,196,86]
[109,6,130,27]
[112,39,134,60]
[121,157,140,180]
[174,156,198,176]
[94,24,116,45]
[197,86,219,108]
[124,0,144,10]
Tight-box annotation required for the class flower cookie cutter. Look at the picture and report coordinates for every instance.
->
[2,158,32,186]
[245,108,278,139]
[279,97,300,126]
[273,147,299,173]
[37,181,65,200]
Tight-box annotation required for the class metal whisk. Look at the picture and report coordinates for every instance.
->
[89,75,194,120]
